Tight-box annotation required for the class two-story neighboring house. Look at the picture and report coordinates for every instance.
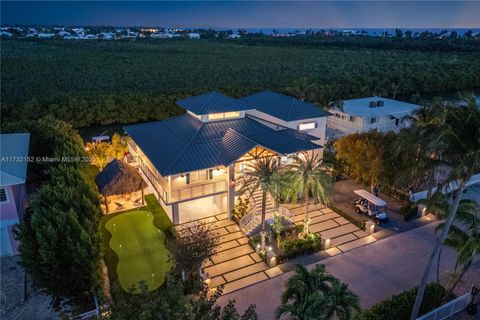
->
[327,96,420,136]
[124,91,330,224]
[0,133,30,256]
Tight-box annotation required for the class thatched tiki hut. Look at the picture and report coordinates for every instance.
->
[95,159,147,213]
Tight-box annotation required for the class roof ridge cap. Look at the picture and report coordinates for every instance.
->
[161,115,201,143]
[199,92,217,114]
[224,128,258,145]
[285,95,297,121]
[164,117,205,174]
[0,170,25,184]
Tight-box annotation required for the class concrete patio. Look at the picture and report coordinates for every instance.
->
[179,213,286,295]
[181,201,382,295]
[284,202,378,255]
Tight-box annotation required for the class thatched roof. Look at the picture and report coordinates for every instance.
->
[95,159,147,196]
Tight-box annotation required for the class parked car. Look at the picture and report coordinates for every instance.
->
[353,189,389,225]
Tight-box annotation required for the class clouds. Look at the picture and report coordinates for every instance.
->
[2,1,479,28]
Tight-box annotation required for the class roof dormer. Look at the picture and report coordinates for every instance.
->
[177,92,252,122]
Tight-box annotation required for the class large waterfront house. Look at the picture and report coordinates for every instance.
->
[125,91,330,225]
[327,96,420,136]
[0,133,30,256]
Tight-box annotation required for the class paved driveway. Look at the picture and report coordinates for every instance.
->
[218,222,479,320]
[332,178,437,238]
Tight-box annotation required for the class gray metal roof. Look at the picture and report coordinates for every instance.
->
[333,96,420,117]
[0,133,30,187]
[176,91,252,115]
[240,90,331,121]
[124,114,321,176]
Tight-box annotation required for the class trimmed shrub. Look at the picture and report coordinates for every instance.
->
[329,205,366,230]
[354,283,446,320]
[399,201,418,221]
[278,235,322,262]
[145,194,173,232]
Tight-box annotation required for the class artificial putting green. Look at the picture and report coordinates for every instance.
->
[105,210,171,292]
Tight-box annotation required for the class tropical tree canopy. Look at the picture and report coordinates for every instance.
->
[286,152,333,235]
[276,264,360,320]
[410,94,480,319]
[333,130,397,191]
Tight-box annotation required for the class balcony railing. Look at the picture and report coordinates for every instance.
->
[169,180,227,203]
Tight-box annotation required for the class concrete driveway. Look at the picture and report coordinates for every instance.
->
[218,222,479,320]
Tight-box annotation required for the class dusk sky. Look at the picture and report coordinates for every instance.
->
[2,1,479,29]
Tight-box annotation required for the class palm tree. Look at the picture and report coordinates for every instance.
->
[286,77,317,101]
[111,132,129,159]
[286,152,333,236]
[435,198,479,299]
[393,100,446,197]
[239,156,289,251]
[423,194,478,283]
[322,279,361,320]
[86,141,111,170]
[275,264,359,320]
[410,95,480,319]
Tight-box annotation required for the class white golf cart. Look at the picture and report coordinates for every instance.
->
[353,189,389,225]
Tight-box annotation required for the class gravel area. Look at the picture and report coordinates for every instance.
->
[1,256,57,320]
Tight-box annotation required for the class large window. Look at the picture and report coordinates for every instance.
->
[370,117,377,124]
[208,111,241,121]
[298,122,317,131]
[0,188,6,203]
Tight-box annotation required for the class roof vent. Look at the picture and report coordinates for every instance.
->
[377,100,384,107]
[369,101,377,108]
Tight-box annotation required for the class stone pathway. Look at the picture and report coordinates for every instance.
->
[179,213,285,295]
[284,203,378,255]
[180,203,380,295]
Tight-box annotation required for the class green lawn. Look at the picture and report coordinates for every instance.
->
[105,210,171,292]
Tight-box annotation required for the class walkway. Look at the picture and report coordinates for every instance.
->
[284,203,377,255]
[217,222,480,320]
[179,213,285,295]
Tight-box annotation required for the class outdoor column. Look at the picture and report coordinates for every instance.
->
[227,164,235,220]
[172,203,180,225]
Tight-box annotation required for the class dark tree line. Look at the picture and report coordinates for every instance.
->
[5,117,103,301]
[2,39,479,128]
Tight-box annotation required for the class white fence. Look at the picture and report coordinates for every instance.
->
[410,173,480,202]
[416,292,471,320]
[74,296,101,320]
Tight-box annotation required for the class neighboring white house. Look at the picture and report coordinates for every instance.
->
[37,33,55,38]
[83,34,97,40]
[327,96,420,136]
[0,133,30,257]
[227,34,241,39]
[151,32,173,39]
[58,30,71,37]
[188,32,201,39]
[0,31,13,37]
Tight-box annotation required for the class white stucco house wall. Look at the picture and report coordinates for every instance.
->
[327,96,420,136]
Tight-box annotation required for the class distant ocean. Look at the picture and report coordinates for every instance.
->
[217,28,480,35]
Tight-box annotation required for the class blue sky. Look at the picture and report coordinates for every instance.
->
[2,1,479,29]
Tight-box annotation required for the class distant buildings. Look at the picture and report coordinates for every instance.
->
[188,32,201,39]
[227,34,241,39]
[37,33,55,38]
[0,25,478,41]
[0,133,30,257]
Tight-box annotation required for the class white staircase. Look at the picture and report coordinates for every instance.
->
[239,189,275,235]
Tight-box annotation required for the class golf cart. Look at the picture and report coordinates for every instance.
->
[353,189,389,225]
